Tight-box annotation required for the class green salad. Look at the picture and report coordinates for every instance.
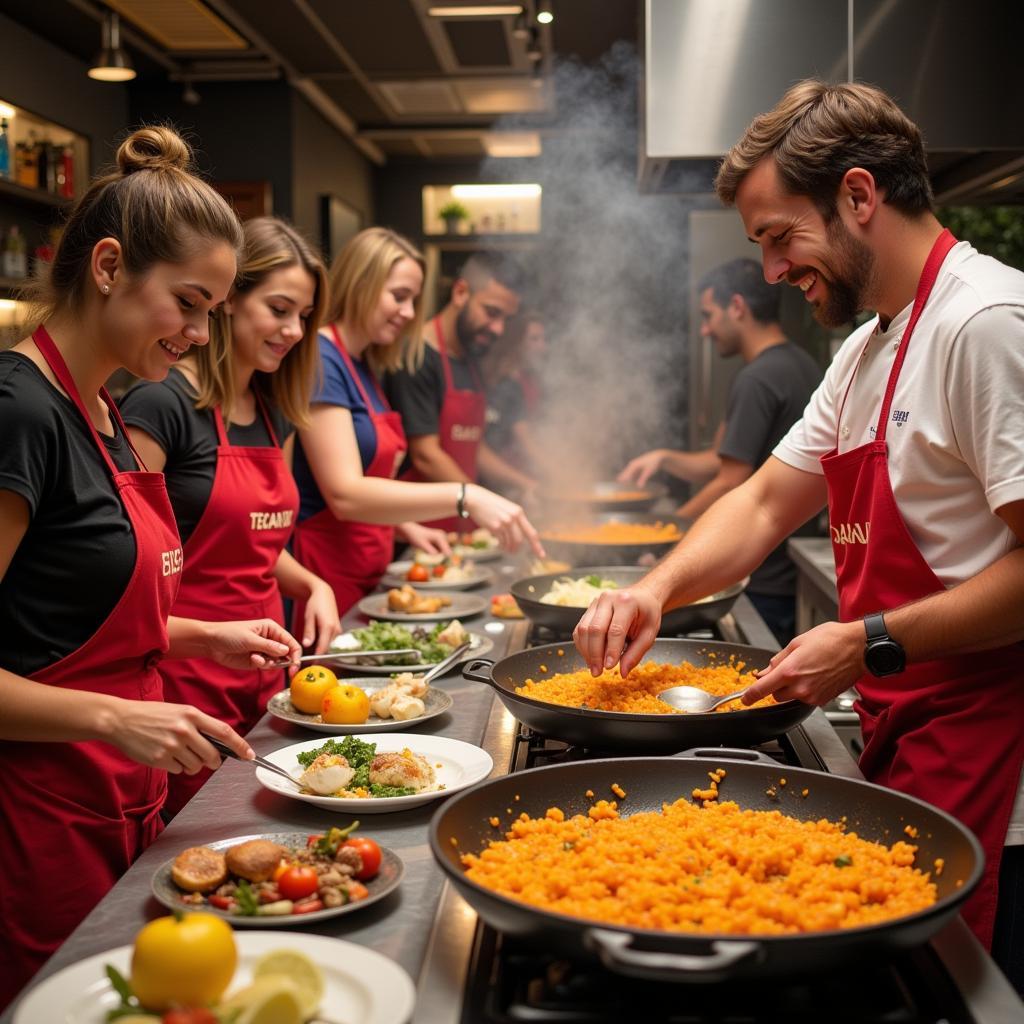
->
[350,619,465,665]
[296,736,416,798]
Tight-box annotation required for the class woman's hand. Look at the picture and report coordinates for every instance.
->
[465,484,545,557]
[573,583,663,676]
[204,619,302,671]
[108,700,253,774]
[397,520,452,556]
[739,621,865,707]
[299,579,341,654]
[617,449,665,487]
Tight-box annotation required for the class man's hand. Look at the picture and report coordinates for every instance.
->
[741,621,865,706]
[617,450,665,487]
[573,584,663,676]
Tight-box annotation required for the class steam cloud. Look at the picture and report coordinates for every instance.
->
[483,42,693,489]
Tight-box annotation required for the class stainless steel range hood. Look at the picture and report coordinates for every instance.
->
[640,0,1024,204]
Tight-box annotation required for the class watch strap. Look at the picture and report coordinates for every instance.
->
[864,611,888,642]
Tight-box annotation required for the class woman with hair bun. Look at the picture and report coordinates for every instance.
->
[292,226,543,619]
[122,216,339,818]
[0,126,300,1005]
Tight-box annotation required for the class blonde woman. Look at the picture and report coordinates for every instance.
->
[121,216,336,817]
[292,227,542,619]
[0,128,300,1006]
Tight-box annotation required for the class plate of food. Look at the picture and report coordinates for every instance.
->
[267,672,454,734]
[152,828,403,927]
[448,527,503,561]
[255,733,494,813]
[13,929,415,1024]
[329,619,493,675]
[358,586,488,622]
[490,593,525,619]
[382,555,494,590]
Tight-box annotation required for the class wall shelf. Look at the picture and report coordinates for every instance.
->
[0,176,71,210]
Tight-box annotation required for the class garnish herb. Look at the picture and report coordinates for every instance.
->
[834,854,853,868]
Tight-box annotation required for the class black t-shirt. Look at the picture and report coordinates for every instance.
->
[119,369,294,545]
[0,352,140,676]
[720,342,822,596]
[485,376,526,454]
[384,344,482,476]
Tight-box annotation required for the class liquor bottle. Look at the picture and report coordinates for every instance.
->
[16,132,38,189]
[0,120,9,179]
[59,146,74,199]
[3,225,28,278]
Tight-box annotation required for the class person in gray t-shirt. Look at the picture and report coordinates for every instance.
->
[619,258,821,644]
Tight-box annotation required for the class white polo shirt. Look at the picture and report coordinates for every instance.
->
[774,241,1024,844]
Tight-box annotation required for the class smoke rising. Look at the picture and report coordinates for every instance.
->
[483,42,693,488]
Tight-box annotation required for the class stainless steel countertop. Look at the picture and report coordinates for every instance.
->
[788,536,837,588]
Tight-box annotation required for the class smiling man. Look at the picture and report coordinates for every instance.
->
[386,251,535,524]
[573,80,1024,986]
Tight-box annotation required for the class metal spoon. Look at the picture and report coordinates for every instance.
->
[657,685,748,714]
[267,648,424,670]
[203,734,303,788]
[418,639,472,684]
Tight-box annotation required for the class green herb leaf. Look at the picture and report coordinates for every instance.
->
[834,854,853,868]
[585,575,601,587]
[105,965,134,1003]
[235,880,260,916]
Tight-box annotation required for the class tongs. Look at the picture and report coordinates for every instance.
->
[267,648,423,670]
[417,640,472,684]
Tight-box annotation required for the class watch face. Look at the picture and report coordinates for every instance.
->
[868,640,904,675]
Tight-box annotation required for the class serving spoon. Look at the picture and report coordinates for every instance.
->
[657,685,749,714]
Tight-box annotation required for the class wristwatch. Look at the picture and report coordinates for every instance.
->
[456,482,470,520]
[863,611,906,677]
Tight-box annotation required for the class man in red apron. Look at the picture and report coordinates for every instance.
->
[573,80,1024,991]
[387,252,536,528]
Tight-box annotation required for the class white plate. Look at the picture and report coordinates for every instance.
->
[328,629,493,675]
[381,560,494,591]
[451,542,503,562]
[357,590,488,622]
[13,931,415,1024]
[255,733,493,814]
[267,681,453,733]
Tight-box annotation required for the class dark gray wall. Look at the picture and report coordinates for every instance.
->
[290,93,374,254]
[0,11,128,174]
[128,81,295,219]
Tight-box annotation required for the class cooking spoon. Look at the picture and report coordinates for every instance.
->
[203,734,303,788]
[657,685,749,713]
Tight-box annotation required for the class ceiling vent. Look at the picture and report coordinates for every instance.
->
[105,0,247,51]
[377,80,464,116]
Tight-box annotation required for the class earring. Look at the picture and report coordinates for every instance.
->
[101,284,111,295]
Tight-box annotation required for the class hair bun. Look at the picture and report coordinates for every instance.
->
[117,125,193,175]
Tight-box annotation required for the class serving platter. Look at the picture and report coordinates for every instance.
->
[357,590,488,622]
[267,682,453,734]
[329,630,493,675]
[381,560,494,591]
[151,830,404,926]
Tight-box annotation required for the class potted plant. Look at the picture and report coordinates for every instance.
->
[439,199,470,234]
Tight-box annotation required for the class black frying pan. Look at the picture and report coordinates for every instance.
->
[430,748,983,982]
[539,481,669,512]
[462,638,812,751]
[510,567,747,636]
[537,512,689,567]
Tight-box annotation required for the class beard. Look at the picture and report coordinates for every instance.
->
[810,218,876,329]
[455,305,495,353]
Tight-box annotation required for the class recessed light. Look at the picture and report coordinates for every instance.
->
[428,5,523,16]
[536,1,554,24]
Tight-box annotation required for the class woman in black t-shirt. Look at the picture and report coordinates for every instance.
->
[0,128,300,1008]
[122,217,338,817]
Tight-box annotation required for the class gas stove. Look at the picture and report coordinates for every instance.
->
[413,596,1019,1024]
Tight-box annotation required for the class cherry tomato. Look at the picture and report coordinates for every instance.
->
[307,834,323,848]
[276,864,320,901]
[407,564,429,582]
[348,881,370,900]
[162,1010,219,1024]
[292,898,325,914]
[431,564,446,578]
[343,836,382,880]
[207,895,235,911]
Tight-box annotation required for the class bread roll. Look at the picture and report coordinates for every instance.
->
[224,839,288,882]
[171,846,228,893]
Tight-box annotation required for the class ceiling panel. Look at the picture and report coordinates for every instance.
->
[106,0,247,51]
[442,19,510,67]
[219,1,342,73]
[377,79,463,116]
[306,0,443,75]
[377,138,426,157]
[422,135,487,157]
[454,77,546,114]
[314,77,390,125]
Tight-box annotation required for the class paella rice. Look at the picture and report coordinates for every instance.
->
[514,659,773,714]
[461,797,938,934]
[540,521,683,545]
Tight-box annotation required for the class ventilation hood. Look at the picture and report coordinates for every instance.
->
[640,0,1024,204]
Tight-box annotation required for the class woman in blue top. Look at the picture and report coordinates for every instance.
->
[292,227,542,618]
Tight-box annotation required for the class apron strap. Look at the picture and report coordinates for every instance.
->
[328,324,392,413]
[213,390,282,449]
[433,316,484,392]
[32,325,148,476]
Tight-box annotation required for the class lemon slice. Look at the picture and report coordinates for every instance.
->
[220,976,304,1024]
[251,949,325,1019]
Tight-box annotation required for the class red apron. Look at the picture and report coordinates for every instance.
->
[0,327,180,1005]
[292,326,407,619]
[161,393,298,818]
[821,229,1024,949]
[401,316,485,531]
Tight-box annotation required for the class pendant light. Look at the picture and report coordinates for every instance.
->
[88,12,136,82]
[536,1,554,25]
